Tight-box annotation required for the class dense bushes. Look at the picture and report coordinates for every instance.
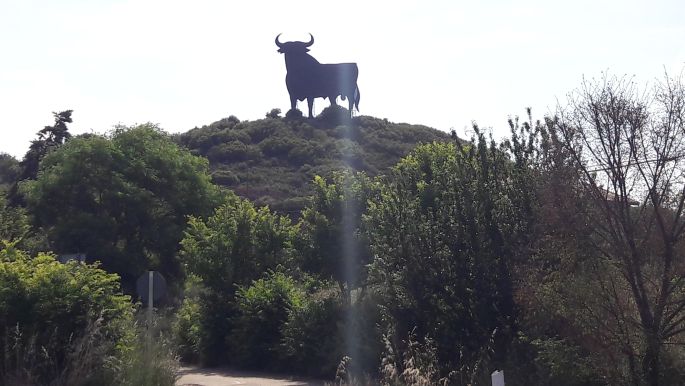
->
[230,271,304,369]
[0,244,133,385]
[178,193,296,365]
[366,135,532,381]
[280,286,343,377]
[173,294,202,363]
[8,84,684,385]
[176,108,450,214]
[21,124,221,287]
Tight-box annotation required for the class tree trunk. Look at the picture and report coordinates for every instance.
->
[642,333,660,386]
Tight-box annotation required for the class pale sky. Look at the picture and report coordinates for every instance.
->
[1,0,683,158]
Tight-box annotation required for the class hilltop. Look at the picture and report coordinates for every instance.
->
[176,106,451,214]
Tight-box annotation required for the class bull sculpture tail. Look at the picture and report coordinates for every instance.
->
[354,86,360,112]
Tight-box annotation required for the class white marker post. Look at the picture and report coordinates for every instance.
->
[148,271,154,324]
[135,270,167,355]
[147,271,153,351]
[491,370,504,386]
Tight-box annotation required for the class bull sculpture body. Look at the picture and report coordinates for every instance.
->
[275,34,360,118]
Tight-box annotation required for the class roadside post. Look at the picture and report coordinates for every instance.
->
[491,370,504,386]
[136,271,167,352]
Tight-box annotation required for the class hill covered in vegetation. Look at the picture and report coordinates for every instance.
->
[175,107,451,214]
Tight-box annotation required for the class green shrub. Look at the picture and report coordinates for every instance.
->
[287,144,320,165]
[0,243,134,385]
[229,271,304,370]
[211,169,240,186]
[260,136,297,157]
[207,141,250,162]
[207,116,240,131]
[529,338,604,386]
[280,286,343,377]
[172,297,202,363]
[316,105,352,127]
[247,121,279,142]
[266,108,282,119]
[112,319,178,386]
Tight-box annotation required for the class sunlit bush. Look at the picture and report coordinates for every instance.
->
[0,243,133,385]
[229,271,303,369]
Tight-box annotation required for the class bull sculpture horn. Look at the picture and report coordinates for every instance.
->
[304,33,314,47]
[275,33,284,48]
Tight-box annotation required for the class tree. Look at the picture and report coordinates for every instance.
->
[547,74,685,385]
[0,193,48,254]
[230,271,304,369]
[0,153,19,191]
[0,244,133,385]
[21,124,221,286]
[297,171,376,303]
[367,133,535,382]
[179,193,295,364]
[8,110,73,205]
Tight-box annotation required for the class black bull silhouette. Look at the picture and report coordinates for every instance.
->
[275,34,360,118]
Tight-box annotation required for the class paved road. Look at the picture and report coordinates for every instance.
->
[176,366,326,386]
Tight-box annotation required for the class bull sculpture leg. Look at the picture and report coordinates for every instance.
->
[307,97,314,118]
[290,96,297,114]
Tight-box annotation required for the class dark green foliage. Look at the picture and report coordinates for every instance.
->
[0,194,47,254]
[176,108,450,214]
[0,153,19,191]
[280,286,343,377]
[21,124,221,287]
[19,110,73,181]
[230,271,304,369]
[210,168,240,186]
[0,194,30,245]
[206,141,261,162]
[0,244,133,385]
[367,132,534,379]
[296,171,377,301]
[8,110,73,206]
[173,295,201,363]
[266,108,282,119]
[181,193,294,291]
[180,194,295,365]
[529,338,604,385]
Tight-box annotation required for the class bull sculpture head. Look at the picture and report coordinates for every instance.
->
[275,33,314,54]
[275,34,360,118]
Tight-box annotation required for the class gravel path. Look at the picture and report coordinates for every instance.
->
[176,366,326,386]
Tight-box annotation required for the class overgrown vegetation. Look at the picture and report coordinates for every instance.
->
[21,124,221,287]
[2,73,685,385]
[0,244,178,386]
[176,106,450,214]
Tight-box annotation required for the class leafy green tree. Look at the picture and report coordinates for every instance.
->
[297,171,376,303]
[0,194,30,243]
[0,193,48,254]
[21,124,221,285]
[182,193,294,291]
[179,194,295,364]
[230,271,304,369]
[0,153,19,191]
[0,244,133,385]
[8,110,73,206]
[367,133,535,381]
[280,284,344,377]
[266,108,282,119]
